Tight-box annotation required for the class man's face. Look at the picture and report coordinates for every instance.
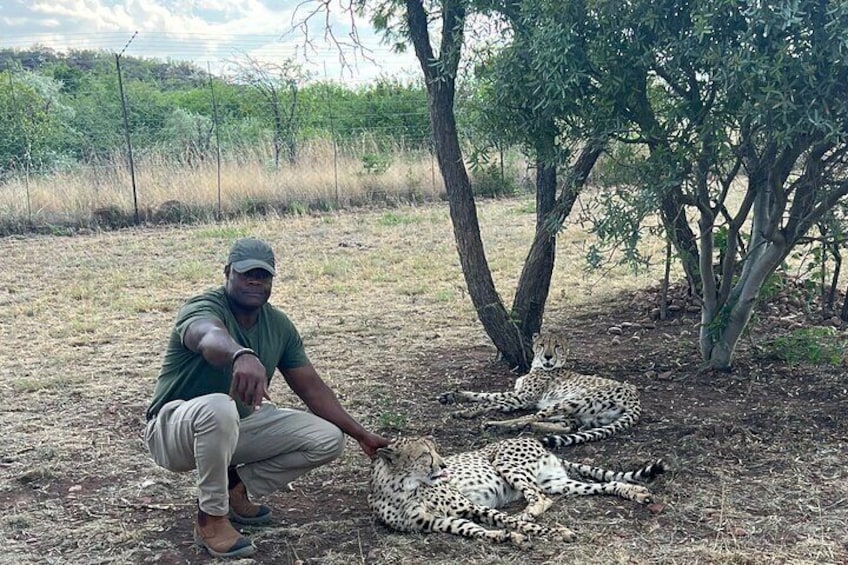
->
[225,267,273,310]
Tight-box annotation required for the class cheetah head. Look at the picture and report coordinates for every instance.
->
[374,436,451,491]
[531,331,569,370]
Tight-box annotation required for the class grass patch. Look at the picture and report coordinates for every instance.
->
[758,326,846,366]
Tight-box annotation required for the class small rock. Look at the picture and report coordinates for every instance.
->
[608,326,623,335]
[647,502,666,514]
[611,337,621,346]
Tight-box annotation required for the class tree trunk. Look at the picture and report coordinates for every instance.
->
[511,142,602,348]
[511,160,556,349]
[660,188,701,294]
[427,79,526,369]
[406,0,526,369]
[700,241,788,369]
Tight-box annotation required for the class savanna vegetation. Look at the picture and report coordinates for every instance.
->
[341,0,848,370]
[1,202,846,564]
[3,2,848,562]
[0,47,525,233]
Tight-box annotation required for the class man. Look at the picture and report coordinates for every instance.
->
[145,237,389,558]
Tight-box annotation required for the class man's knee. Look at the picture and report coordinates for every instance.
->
[316,424,345,463]
[194,393,240,439]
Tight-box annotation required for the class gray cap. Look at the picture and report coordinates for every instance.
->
[227,237,276,276]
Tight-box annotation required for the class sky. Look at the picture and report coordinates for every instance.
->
[0,0,422,85]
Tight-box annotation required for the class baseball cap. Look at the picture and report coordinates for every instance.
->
[227,237,276,276]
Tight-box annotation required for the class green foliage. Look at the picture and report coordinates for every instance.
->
[470,161,518,198]
[377,211,420,226]
[287,201,309,217]
[758,272,786,304]
[759,326,845,366]
[377,410,408,432]
[0,68,75,174]
[360,152,392,174]
[0,47,431,176]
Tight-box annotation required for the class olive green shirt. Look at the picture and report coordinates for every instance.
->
[146,286,310,420]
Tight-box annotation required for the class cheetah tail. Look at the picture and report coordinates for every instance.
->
[559,458,667,483]
[540,409,640,448]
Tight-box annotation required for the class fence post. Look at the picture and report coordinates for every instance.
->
[115,34,140,225]
[323,65,339,205]
[208,62,223,221]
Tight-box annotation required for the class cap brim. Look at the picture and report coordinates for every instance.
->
[231,259,276,276]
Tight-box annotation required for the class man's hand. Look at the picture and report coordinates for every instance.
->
[230,353,270,410]
[357,431,391,459]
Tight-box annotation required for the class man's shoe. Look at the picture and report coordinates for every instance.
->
[194,508,255,558]
[228,481,273,525]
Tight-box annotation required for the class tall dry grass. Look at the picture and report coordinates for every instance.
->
[0,139,450,232]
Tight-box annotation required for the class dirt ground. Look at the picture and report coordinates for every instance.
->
[1,205,847,564]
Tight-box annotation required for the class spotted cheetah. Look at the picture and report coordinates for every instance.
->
[369,436,576,546]
[439,331,641,448]
[446,436,664,521]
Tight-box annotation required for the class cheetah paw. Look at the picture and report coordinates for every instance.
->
[550,525,576,543]
[507,531,532,548]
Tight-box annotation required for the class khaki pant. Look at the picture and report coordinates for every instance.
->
[145,393,345,516]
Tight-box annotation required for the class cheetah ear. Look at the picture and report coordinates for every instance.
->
[376,445,398,464]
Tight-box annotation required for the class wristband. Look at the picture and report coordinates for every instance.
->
[231,347,257,365]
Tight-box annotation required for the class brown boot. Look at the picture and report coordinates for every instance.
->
[228,481,272,525]
[228,467,272,525]
[194,507,255,558]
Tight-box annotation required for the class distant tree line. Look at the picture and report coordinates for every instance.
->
[0,47,435,180]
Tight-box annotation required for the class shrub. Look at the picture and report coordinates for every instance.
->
[759,326,845,366]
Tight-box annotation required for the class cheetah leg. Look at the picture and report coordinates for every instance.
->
[445,392,534,419]
[465,505,575,543]
[482,412,540,429]
[523,420,580,433]
[502,475,553,520]
[489,453,555,521]
[542,478,653,504]
[483,412,579,433]
[425,516,528,546]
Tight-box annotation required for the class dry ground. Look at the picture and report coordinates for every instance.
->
[1,197,846,564]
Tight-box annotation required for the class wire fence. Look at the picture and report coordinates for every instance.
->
[0,33,529,233]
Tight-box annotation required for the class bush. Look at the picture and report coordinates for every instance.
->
[759,326,845,366]
[470,162,518,198]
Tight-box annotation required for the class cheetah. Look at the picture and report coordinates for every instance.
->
[369,436,576,547]
[446,436,664,521]
[439,331,641,448]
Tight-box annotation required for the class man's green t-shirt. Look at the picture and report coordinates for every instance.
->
[146,286,310,420]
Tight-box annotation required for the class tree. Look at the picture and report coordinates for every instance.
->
[524,0,848,370]
[228,55,309,168]
[0,68,74,178]
[307,0,604,370]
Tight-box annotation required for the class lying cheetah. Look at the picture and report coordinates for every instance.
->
[369,436,665,546]
[369,436,576,547]
[446,436,664,521]
[439,331,641,448]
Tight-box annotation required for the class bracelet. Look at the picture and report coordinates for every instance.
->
[231,347,257,365]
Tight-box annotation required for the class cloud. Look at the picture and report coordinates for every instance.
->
[1,1,420,84]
